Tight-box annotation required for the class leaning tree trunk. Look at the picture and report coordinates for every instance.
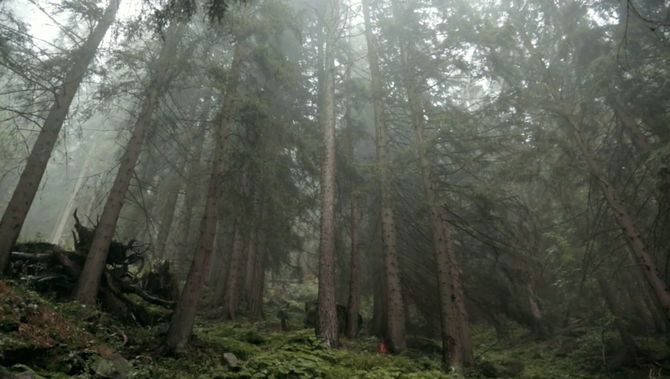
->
[362,0,406,353]
[73,22,185,304]
[0,0,120,274]
[596,275,639,356]
[612,95,652,153]
[165,40,244,353]
[564,112,670,324]
[390,0,473,366]
[316,0,340,349]
[611,96,670,288]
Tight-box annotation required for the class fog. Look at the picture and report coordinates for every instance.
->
[0,0,669,374]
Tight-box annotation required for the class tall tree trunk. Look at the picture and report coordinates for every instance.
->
[390,0,473,366]
[317,0,340,349]
[246,202,267,319]
[244,192,265,318]
[342,52,362,339]
[628,269,668,333]
[564,112,670,324]
[596,275,639,356]
[612,96,652,153]
[362,0,406,353]
[611,96,670,288]
[210,214,234,307]
[171,129,206,281]
[73,22,185,304]
[243,228,257,311]
[371,251,388,339]
[50,144,95,245]
[346,185,361,338]
[223,219,246,320]
[0,0,120,274]
[154,160,186,259]
[165,40,244,353]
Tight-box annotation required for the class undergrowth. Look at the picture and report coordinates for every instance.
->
[1,280,668,378]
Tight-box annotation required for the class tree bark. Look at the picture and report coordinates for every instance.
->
[564,112,670,324]
[317,0,340,349]
[171,129,206,281]
[371,264,388,339]
[223,219,246,320]
[596,275,639,356]
[244,192,265,318]
[346,180,362,338]
[342,50,362,339]
[154,161,186,259]
[390,0,473,366]
[612,95,651,153]
[246,203,267,319]
[165,40,244,353]
[0,0,120,274]
[73,22,185,304]
[362,0,406,353]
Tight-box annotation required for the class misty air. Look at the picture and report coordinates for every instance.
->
[0,0,668,377]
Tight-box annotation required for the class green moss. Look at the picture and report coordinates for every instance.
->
[2,280,666,379]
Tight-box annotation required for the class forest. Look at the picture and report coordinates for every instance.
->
[0,0,669,377]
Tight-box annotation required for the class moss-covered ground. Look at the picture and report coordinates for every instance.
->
[1,280,668,378]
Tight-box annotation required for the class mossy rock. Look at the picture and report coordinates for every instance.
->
[0,364,45,379]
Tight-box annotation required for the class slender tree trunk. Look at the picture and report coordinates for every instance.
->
[165,40,244,353]
[0,0,120,273]
[630,270,668,333]
[243,229,257,309]
[612,97,670,288]
[171,130,206,281]
[371,253,388,339]
[317,0,340,349]
[247,245,266,318]
[50,145,95,245]
[346,187,361,338]
[612,96,652,153]
[224,219,246,320]
[210,215,234,306]
[155,161,186,258]
[244,192,265,317]
[246,203,267,319]
[342,48,362,340]
[390,0,473,366]
[564,113,670,324]
[340,53,362,339]
[596,275,639,356]
[73,22,185,304]
[362,0,406,353]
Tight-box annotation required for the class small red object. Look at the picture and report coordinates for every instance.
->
[378,342,387,354]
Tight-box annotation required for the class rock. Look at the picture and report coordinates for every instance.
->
[0,364,45,379]
[223,352,239,369]
[90,354,132,379]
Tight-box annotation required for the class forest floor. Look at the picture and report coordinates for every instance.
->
[0,279,668,378]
